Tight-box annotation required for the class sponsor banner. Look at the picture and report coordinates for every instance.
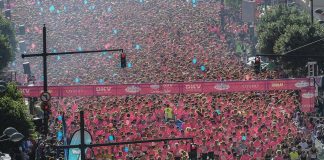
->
[18,78,315,112]
[61,86,94,97]
[19,86,60,97]
[18,78,312,97]
[301,87,316,113]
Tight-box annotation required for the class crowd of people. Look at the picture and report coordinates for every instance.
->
[7,0,323,159]
[11,0,279,86]
[48,91,303,159]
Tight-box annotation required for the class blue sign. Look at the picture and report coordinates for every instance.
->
[99,79,104,84]
[89,5,95,10]
[127,62,132,68]
[107,7,112,12]
[113,29,118,35]
[135,44,141,50]
[58,115,63,121]
[74,78,80,83]
[216,109,221,115]
[109,135,114,141]
[192,0,198,7]
[68,130,92,160]
[192,58,197,64]
[57,131,63,141]
[124,147,129,152]
[77,47,82,51]
[200,65,206,71]
[49,5,55,12]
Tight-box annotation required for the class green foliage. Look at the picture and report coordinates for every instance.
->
[0,83,34,153]
[0,15,16,71]
[0,15,16,50]
[4,82,24,101]
[257,5,324,73]
[0,34,13,70]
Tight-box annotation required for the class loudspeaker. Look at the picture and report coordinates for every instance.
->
[0,0,4,9]
[23,62,31,75]
[19,25,25,35]
[19,41,26,53]
[5,9,11,19]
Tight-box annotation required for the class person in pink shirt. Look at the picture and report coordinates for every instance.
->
[240,150,252,160]
[274,150,284,160]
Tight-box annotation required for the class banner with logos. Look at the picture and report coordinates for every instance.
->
[19,78,315,112]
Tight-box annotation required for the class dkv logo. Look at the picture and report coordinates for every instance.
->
[185,84,201,90]
[95,86,112,92]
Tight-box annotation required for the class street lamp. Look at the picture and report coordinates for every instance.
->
[311,0,314,24]
[0,127,24,142]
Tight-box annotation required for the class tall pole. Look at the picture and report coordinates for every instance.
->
[43,24,47,92]
[311,0,314,24]
[42,24,49,136]
[80,111,86,160]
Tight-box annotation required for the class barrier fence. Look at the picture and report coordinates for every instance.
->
[19,78,316,112]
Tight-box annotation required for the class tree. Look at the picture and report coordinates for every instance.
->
[0,83,35,153]
[0,34,13,71]
[0,15,16,51]
[257,5,324,75]
[0,15,16,71]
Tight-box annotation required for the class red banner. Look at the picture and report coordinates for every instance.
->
[19,78,315,112]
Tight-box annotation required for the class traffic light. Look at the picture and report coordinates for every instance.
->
[41,102,51,135]
[254,56,261,74]
[121,53,126,68]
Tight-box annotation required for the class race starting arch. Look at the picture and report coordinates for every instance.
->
[19,78,316,112]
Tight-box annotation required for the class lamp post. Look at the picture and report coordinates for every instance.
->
[0,127,24,142]
[0,127,24,160]
[311,0,314,24]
